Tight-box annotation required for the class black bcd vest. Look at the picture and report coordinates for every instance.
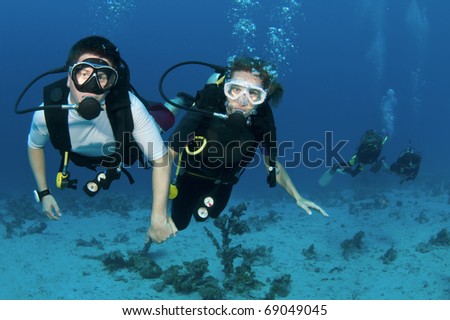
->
[190,82,278,187]
[43,71,142,173]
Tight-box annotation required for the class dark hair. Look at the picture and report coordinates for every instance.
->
[228,56,283,106]
[67,35,121,68]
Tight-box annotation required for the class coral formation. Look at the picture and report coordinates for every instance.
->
[1,195,45,238]
[204,202,290,299]
[341,231,365,259]
[223,261,264,295]
[380,246,398,264]
[302,244,317,260]
[128,252,163,279]
[89,201,291,299]
[429,228,450,246]
[101,250,129,272]
[417,228,450,253]
[264,274,292,299]
[162,259,224,299]
[100,250,162,278]
[204,203,251,277]
[415,210,429,224]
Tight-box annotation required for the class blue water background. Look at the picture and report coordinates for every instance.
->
[0,0,449,199]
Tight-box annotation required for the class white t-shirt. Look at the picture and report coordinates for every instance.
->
[28,92,167,162]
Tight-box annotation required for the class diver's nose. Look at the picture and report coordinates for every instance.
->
[237,94,249,106]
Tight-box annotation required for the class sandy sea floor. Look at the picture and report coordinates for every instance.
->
[1,177,449,300]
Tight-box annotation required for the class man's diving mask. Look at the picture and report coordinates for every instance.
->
[69,58,118,95]
[224,80,267,105]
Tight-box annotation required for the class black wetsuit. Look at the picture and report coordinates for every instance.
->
[169,96,275,230]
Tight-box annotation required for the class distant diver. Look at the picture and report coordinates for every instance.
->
[319,129,388,186]
[389,147,421,183]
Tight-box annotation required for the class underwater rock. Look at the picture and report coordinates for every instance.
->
[380,246,398,264]
[302,244,317,260]
[373,196,389,209]
[429,228,450,247]
[415,210,429,224]
[415,243,430,253]
[416,228,450,253]
[340,231,365,259]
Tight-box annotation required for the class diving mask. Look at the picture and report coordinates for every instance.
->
[224,80,267,105]
[69,58,118,94]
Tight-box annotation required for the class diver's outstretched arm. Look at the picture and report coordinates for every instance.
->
[264,156,329,217]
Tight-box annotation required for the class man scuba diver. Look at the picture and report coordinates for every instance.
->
[389,147,422,183]
[19,35,178,244]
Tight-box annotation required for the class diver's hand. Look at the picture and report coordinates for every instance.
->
[296,198,329,218]
[41,195,62,220]
[147,215,178,244]
[167,216,178,235]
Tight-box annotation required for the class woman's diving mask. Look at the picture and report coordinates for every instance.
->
[224,80,267,105]
[69,58,118,95]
